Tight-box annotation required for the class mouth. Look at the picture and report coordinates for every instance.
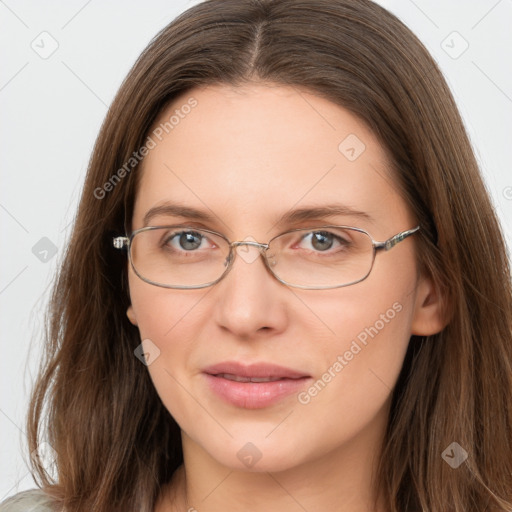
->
[214,373,304,383]
[202,361,312,409]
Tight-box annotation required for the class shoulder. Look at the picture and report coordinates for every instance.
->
[0,489,58,512]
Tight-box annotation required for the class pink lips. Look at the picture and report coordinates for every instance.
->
[202,361,312,409]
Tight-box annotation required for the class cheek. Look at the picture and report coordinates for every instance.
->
[295,257,415,417]
[128,278,211,426]
[307,290,411,389]
[128,265,209,341]
[127,272,213,407]
[287,294,412,460]
[331,299,411,396]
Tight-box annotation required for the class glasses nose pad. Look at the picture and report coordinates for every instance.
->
[223,250,233,268]
[266,250,278,268]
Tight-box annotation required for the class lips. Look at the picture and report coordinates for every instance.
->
[203,361,310,380]
[202,361,311,409]
[217,374,291,383]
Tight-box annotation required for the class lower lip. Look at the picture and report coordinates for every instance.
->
[203,373,311,409]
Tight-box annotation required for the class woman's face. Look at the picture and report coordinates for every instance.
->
[127,83,440,473]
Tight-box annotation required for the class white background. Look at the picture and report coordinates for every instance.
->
[1,0,511,500]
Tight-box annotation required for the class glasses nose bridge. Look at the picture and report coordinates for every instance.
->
[230,240,269,251]
[224,240,274,273]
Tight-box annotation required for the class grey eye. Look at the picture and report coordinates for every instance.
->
[178,231,203,250]
[310,231,334,251]
[164,231,205,251]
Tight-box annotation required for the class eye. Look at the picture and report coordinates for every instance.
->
[163,230,210,251]
[298,230,350,252]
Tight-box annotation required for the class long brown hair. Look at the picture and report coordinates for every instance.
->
[25,1,512,511]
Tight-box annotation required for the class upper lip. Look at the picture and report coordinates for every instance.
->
[203,361,310,379]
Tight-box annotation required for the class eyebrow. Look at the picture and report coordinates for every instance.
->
[143,204,212,227]
[142,202,373,229]
[276,204,373,226]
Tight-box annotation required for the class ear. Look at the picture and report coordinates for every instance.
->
[127,305,138,326]
[411,273,448,336]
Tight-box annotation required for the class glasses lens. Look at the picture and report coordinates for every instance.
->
[267,227,374,288]
[130,227,230,288]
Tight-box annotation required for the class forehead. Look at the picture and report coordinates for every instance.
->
[133,83,408,236]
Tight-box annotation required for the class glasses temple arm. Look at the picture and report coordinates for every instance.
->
[373,226,420,252]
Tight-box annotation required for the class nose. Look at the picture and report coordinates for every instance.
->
[212,243,288,338]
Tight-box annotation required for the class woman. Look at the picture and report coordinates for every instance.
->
[2,0,511,511]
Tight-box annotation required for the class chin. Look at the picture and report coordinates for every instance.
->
[196,434,311,474]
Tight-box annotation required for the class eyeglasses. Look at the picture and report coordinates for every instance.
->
[113,224,420,290]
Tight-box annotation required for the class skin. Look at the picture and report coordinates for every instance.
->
[126,83,446,512]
